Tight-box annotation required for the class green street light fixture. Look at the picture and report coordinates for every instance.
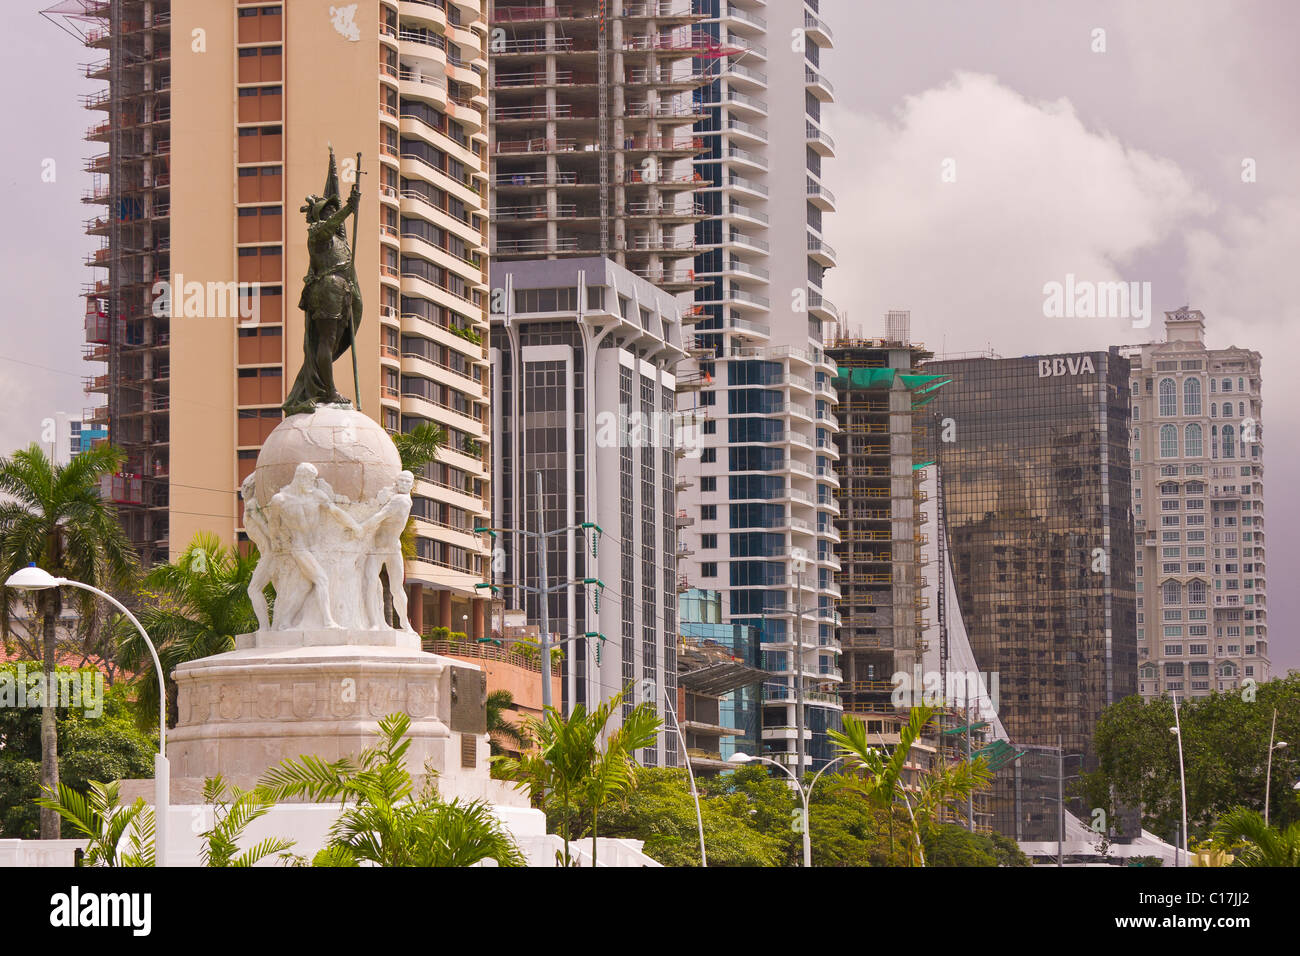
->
[5,565,170,866]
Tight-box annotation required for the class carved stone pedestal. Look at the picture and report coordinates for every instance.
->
[164,642,524,807]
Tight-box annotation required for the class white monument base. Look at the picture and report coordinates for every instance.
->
[157,640,525,807]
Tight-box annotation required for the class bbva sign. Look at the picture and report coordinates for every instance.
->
[1038,355,1096,378]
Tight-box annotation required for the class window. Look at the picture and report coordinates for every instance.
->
[701,562,717,578]
[1183,378,1202,416]
[1163,580,1181,605]
[1184,423,1203,457]
[701,533,717,549]
[1222,424,1235,458]
[513,287,577,313]
[701,448,717,464]
[1160,424,1178,458]
[700,476,717,492]
[701,505,717,520]
[1158,378,1177,416]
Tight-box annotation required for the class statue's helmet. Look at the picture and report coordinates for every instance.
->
[301,194,338,222]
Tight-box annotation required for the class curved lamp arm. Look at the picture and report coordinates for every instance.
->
[55,577,166,754]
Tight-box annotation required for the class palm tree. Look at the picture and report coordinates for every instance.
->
[493,685,662,867]
[257,712,524,867]
[910,754,993,859]
[0,442,137,838]
[830,706,931,860]
[34,779,154,867]
[116,532,258,729]
[486,689,526,757]
[829,705,991,866]
[198,775,295,867]
[580,699,661,866]
[392,421,447,475]
[1211,807,1300,867]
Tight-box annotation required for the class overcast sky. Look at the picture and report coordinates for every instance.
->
[1,2,1295,670]
[819,0,1298,672]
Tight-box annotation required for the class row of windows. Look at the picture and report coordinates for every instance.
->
[1147,423,1252,458]
[1139,400,1253,421]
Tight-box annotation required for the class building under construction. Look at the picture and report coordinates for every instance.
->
[826,314,937,723]
[55,0,173,565]
[488,0,717,291]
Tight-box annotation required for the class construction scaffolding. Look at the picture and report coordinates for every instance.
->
[54,0,172,565]
[827,332,935,722]
[489,0,723,292]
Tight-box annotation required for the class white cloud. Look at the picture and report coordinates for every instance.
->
[825,71,1214,352]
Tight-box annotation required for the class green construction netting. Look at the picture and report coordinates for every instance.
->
[973,739,1025,772]
[942,721,990,735]
[832,367,951,392]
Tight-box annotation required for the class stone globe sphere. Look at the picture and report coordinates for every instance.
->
[253,406,401,508]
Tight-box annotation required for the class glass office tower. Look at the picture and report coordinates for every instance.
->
[922,350,1138,793]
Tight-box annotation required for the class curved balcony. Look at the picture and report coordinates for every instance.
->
[807,236,836,267]
[803,10,834,46]
[806,120,835,157]
[806,178,835,211]
[400,0,448,31]
[804,65,834,101]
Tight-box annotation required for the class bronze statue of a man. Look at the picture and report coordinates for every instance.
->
[282,148,363,416]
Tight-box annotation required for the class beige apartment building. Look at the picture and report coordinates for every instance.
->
[77,0,493,635]
[1123,307,1268,699]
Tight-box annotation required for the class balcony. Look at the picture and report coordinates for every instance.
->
[806,178,835,210]
[805,120,835,157]
[803,11,833,45]
[804,65,834,101]
[724,146,768,176]
[807,236,837,266]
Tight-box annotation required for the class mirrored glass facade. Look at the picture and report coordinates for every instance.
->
[922,351,1138,823]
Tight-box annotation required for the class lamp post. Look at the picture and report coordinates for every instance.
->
[729,751,847,867]
[789,547,809,778]
[1169,692,1188,868]
[644,678,707,867]
[5,565,169,866]
[1264,707,1287,827]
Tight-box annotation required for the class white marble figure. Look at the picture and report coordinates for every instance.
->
[268,463,361,629]
[240,474,279,632]
[361,470,415,633]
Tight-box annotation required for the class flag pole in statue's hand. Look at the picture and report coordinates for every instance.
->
[349,151,365,413]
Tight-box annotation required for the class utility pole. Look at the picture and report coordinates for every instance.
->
[966,684,974,831]
[1057,735,1064,868]
[791,549,808,779]
[474,478,604,717]
[535,470,553,712]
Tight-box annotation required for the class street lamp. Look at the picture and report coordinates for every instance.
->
[643,679,707,867]
[729,751,848,867]
[1169,691,1188,868]
[1265,707,1287,827]
[5,565,170,867]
